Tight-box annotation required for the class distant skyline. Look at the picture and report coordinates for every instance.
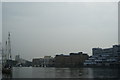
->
[3,2,118,61]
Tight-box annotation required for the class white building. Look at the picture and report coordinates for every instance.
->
[15,55,27,64]
[32,56,54,67]
[43,56,54,67]
[84,45,120,66]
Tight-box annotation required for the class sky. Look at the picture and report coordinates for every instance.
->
[0,2,1,42]
[118,1,120,44]
[1,0,120,2]
[2,2,118,61]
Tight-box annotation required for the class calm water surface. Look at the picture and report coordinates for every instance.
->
[3,67,120,78]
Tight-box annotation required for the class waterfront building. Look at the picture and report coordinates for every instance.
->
[15,55,26,64]
[15,55,32,67]
[32,56,54,67]
[4,60,17,67]
[32,58,44,67]
[92,48,102,55]
[70,52,89,67]
[54,54,71,67]
[113,45,120,57]
[43,56,54,67]
[84,45,120,66]
[55,52,89,67]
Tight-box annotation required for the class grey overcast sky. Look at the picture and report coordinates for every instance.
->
[2,2,118,61]
[0,2,2,51]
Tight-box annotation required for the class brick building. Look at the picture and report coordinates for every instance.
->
[55,52,89,67]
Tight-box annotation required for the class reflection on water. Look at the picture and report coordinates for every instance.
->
[2,67,120,78]
[0,71,2,79]
[2,73,12,78]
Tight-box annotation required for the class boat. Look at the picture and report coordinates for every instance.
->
[2,67,12,74]
[2,63,12,74]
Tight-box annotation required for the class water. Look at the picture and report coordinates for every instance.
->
[3,67,120,78]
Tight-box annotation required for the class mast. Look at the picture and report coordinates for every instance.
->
[8,32,12,60]
[5,41,8,60]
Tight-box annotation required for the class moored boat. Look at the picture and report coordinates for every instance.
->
[2,67,12,74]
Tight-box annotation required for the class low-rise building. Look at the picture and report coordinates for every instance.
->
[44,56,54,67]
[55,52,89,67]
[32,56,54,67]
[15,55,32,67]
[84,45,120,67]
[54,54,71,67]
[32,58,44,67]
[70,52,89,67]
